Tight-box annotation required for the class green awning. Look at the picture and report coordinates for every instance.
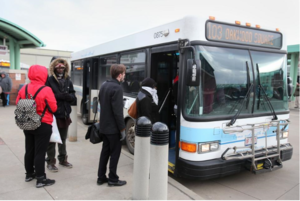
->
[0,17,45,48]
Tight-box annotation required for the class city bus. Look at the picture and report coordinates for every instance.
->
[70,16,293,179]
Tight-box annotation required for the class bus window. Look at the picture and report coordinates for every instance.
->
[73,61,83,86]
[183,46,253,118]
[251,51,288,113]
[99,56,117,88]
[120,51,146,95]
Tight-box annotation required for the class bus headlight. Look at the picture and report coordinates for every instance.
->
[198,141,219,153]
[281,131,289,139]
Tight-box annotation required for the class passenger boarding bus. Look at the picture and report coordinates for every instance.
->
[71,16,293,179]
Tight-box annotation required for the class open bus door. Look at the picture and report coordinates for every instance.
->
[81,58,99,124]
[151,46,179,174]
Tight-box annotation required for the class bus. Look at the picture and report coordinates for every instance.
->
[70,16,293,179]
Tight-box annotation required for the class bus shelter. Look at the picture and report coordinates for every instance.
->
[0,17,45,70]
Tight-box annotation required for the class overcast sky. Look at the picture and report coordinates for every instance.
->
[1,0,299,52]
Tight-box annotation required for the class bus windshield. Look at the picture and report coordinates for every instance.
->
[183,45,288,118]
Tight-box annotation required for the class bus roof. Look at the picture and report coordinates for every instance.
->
[71,15,286,61]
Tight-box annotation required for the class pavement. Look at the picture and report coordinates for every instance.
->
[0,105,203,200]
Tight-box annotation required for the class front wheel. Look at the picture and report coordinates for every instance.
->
[125,118,135,154]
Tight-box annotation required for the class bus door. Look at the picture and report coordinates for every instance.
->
[89,58,100,122]
[81,58,99,124]
[151,45,179,171]
[81,59,91,124]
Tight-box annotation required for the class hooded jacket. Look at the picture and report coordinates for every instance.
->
[46,58,76,119]
[136,89,159,124]
[16,65,57,125]
[0,72,12,92]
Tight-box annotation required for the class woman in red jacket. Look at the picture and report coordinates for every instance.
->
[16,65,57,188]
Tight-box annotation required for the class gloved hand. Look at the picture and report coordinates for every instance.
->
[64,93,73,102]
[55,94,65,100]
[120,130,126,141]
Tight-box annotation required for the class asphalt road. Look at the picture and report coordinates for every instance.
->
[170,109,299,200]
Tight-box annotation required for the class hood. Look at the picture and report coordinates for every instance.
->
[28,65,48,85]
[49,58,70,80]
[0,71,7,77]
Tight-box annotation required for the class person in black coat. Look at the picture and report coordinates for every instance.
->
[97,64,127,187]
[46,57,76,172]
[136,78,159,124]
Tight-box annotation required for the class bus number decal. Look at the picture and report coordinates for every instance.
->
[154,31,164,39]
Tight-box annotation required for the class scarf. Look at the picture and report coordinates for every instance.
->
[142,86,158,105]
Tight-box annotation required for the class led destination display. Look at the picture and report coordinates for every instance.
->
[206,21,282,49]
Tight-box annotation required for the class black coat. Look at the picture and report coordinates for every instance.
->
[98,79,125,134]
[46,76,76,119]
[136,89,159,124]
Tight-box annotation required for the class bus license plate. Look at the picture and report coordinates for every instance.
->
[245,137,257,146]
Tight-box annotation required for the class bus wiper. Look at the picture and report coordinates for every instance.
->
[227,83,253,126]
[256,64,278,120]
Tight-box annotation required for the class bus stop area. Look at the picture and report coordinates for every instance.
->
[0,105,203,200]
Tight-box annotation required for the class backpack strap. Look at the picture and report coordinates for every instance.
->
[33,86,46,100]
[32,86,47,120]
[25,85,29,99]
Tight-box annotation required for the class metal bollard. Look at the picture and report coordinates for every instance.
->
[149,122,169,200]
[68,106,77,142]
[133,116,152,200]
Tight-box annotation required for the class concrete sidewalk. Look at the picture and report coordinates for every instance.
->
[0,106,202,200]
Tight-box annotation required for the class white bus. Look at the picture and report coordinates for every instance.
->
[71,16,293,179]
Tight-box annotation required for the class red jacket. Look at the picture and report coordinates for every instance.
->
[16,65,57,125]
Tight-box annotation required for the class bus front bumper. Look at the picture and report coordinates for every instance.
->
[176,146,293,180]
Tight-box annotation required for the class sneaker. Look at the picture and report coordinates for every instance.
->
[108,180,127,187]
[36,175,55,188]
[59,155,73,168]
[25,172,36,182]
[47,163,59,172]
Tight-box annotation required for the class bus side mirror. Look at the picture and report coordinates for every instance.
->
[92,97,98,114]
[186,59,201,86]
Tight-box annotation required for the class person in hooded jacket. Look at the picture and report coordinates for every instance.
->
[45,57,76,172]
[136,77,159,124]
[0,71,12,107]
[16,65,57,188]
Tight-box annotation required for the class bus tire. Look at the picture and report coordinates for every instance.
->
[81,102,88,125]
[125,118,135,155]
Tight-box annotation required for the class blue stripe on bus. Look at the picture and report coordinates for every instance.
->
[180,126,283,145]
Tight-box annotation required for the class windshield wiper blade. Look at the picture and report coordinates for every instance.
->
[256,64,278,120]
[227,83,253,126]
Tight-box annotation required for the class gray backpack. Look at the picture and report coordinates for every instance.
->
[15,85,47,130]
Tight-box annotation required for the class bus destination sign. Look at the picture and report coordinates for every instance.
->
[206,21,282,49]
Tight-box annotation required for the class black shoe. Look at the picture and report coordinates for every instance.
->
[25,172,36,182]
[108,180,127,187]
[36,175,55,188]
[97,178,108,185]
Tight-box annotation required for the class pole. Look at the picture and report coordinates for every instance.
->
[133,116,152,200]
[68,106,77,142]
[149,122,169,200]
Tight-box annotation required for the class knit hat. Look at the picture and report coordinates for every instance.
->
[141,78,157,88]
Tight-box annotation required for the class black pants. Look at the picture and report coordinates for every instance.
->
[1,93,7,106]
[24,123,52,177]
[98,133,121,182]
[46,127,68,162]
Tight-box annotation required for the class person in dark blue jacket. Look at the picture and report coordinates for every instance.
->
[97,64,127,187]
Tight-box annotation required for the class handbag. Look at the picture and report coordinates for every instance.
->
[50,116,63,144]
[85,102,103,144]
[87,122,102,144]
[128,100,137,119]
